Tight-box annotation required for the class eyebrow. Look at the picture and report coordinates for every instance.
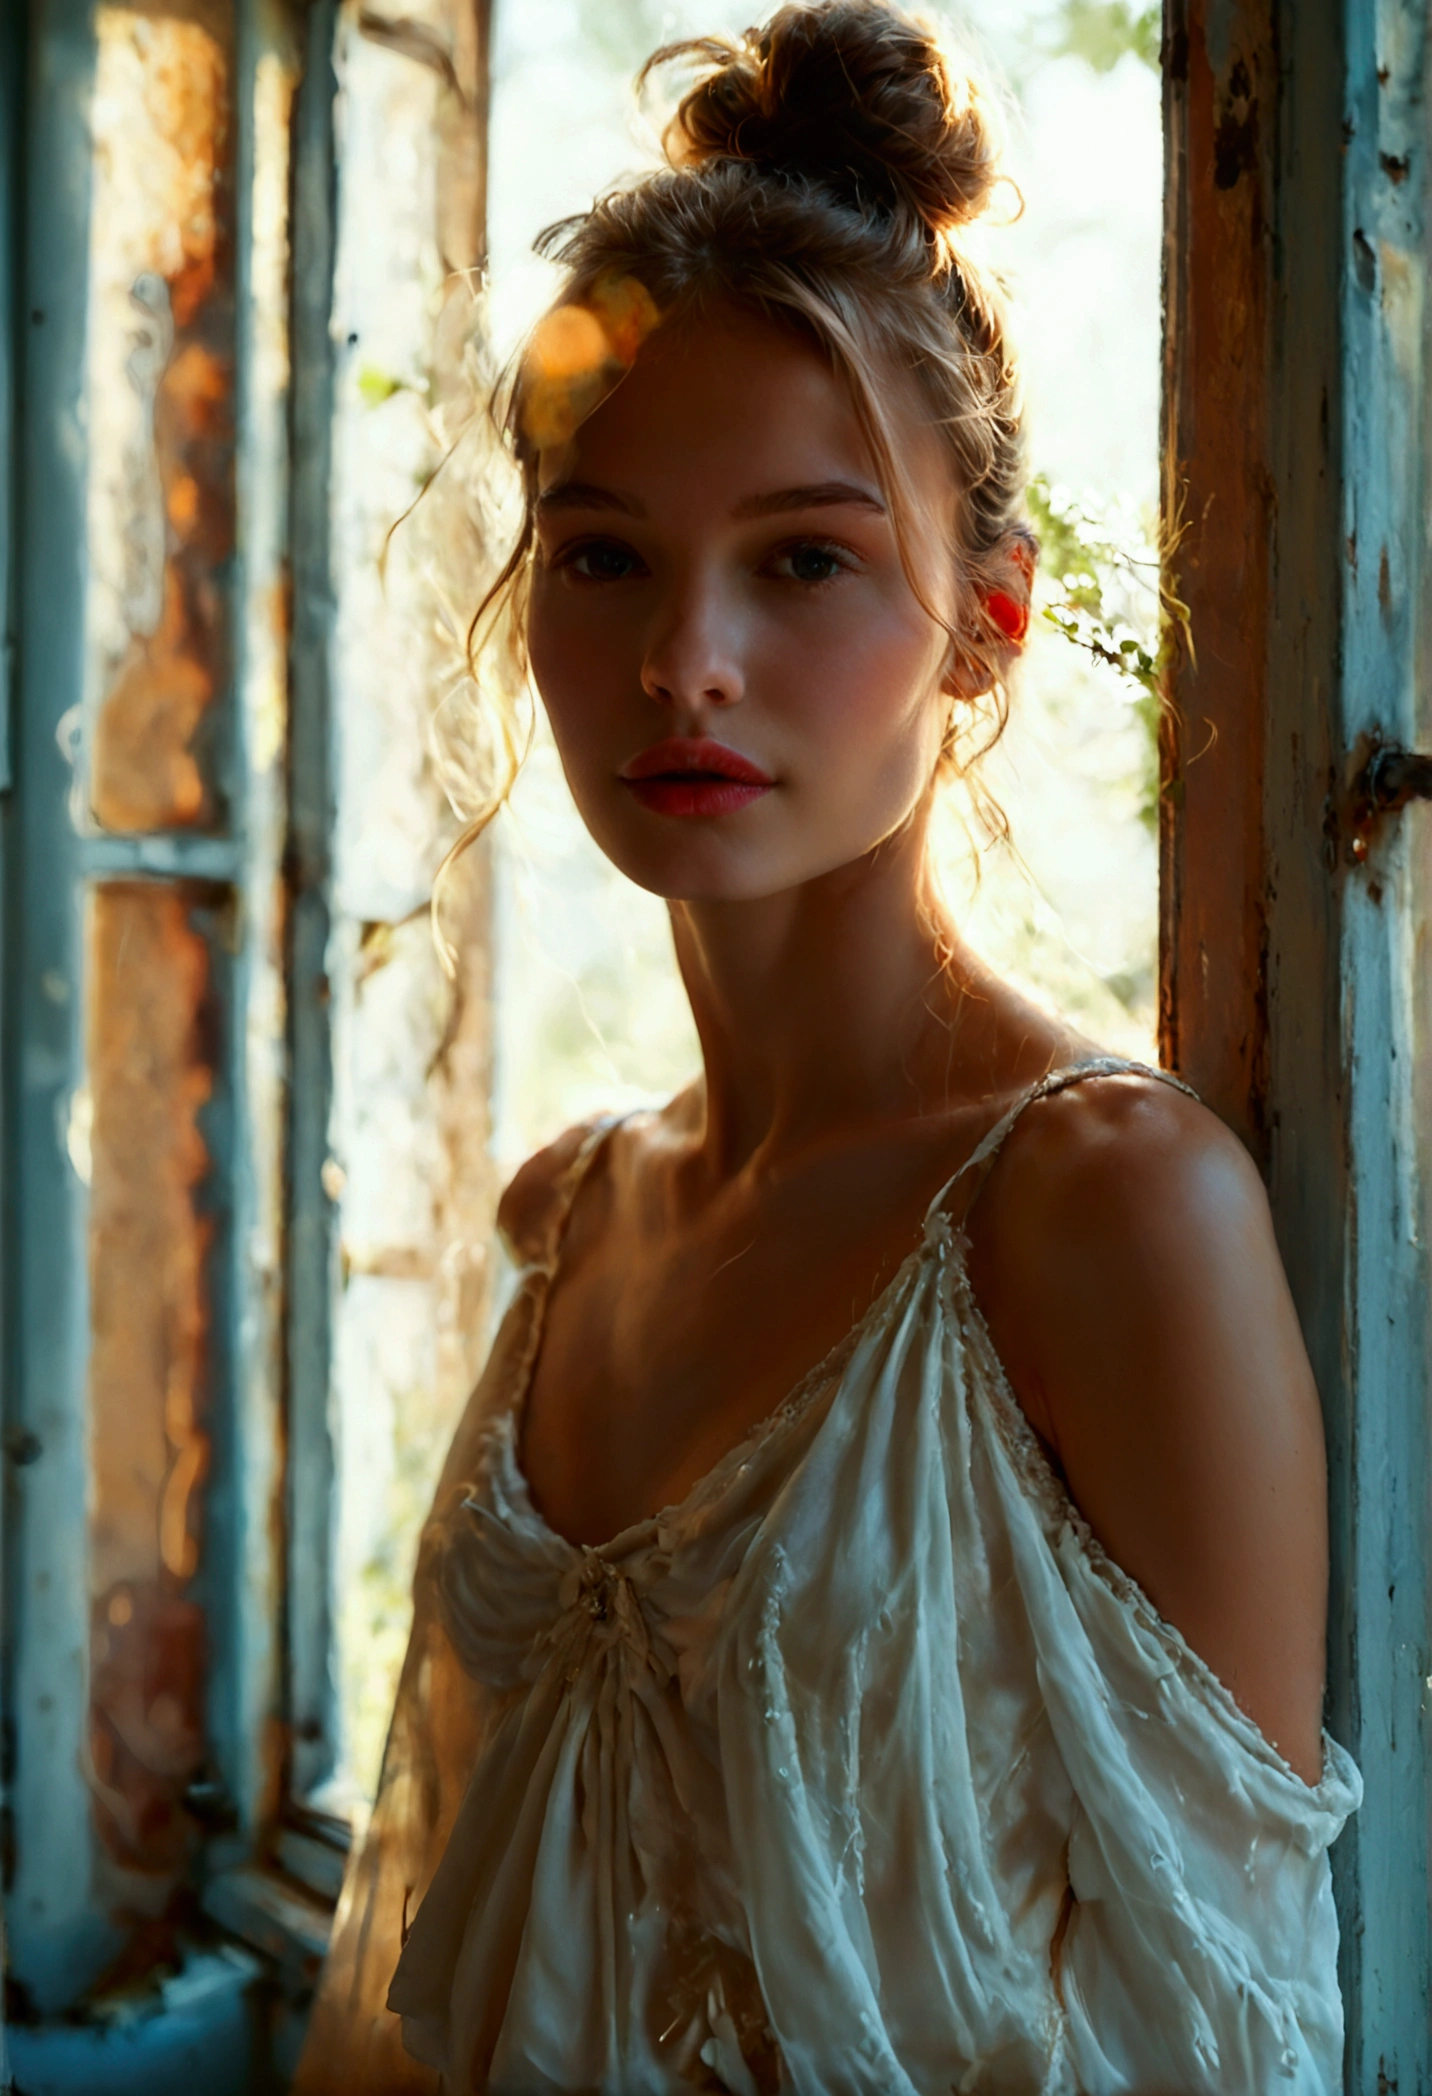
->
[730,480,887,519]
[535,480,644,517]
[534,478,888,522]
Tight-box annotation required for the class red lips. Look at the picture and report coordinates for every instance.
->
[619,737,774,818]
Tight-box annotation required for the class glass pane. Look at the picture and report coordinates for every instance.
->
[86,879,223,1897]
[82,4,236,835]
[318,0,493,1811]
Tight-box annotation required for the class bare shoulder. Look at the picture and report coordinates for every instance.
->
[970,1070,1329,1782]
[496,1091,696,1267]
[977,1069,1267,1273]
[496,1121,606,1266]
[969,1070,1282,1447]
[966,1072,1276,1374]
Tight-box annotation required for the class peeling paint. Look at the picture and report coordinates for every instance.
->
[1335,1,1432,2076]
[65,1083,94,1186]
[83,8,236,835]
[1376,235,1423,383]
[88,1582,206,1888]
[86,882,217,1893]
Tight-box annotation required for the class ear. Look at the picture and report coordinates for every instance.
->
[942,530,1039,700]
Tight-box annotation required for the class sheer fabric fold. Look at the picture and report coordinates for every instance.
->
[298,1068,1359,2095]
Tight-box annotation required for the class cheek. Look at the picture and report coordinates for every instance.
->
[527,574,583,702]
[526,579,630,757]
[768,595,948,786]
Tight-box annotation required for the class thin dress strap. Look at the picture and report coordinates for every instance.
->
[923,1056,1201,1226]
[533,1112,631,1275]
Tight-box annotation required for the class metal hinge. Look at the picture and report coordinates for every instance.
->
[1335,735,1432,862]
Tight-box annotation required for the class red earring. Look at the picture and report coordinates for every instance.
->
[984,589,1029,644]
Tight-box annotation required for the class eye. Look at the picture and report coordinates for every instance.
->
[763,538,858,587]
[554,537,647,583]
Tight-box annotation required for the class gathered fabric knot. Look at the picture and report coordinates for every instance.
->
[562,1548,629,1625]
[536,1546,671,1689]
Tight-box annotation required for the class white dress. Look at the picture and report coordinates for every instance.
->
[306,1061,1361,2096]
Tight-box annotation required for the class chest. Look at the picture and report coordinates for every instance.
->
[518,1138,966,1547]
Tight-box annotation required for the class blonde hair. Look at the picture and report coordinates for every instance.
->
[434,0,1031,955]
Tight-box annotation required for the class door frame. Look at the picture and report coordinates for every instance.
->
[1162,2,1432,2081]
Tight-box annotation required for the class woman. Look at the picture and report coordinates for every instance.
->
[298,5,1359,2089]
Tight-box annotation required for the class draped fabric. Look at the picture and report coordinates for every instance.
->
[298,1062,1359,2095]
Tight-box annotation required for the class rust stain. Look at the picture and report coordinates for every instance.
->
[89,11,235,835]
[87,882,216,1882]
[89,1582,207,1882]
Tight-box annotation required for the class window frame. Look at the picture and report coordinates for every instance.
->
[3,0,351,2072]
[1163,1,1432,2080]
[4,3,494,2073]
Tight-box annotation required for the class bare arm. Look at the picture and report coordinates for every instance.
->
[968,1076,1328,1784]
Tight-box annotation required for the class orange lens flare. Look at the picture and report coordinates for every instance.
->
[519,272,661,450]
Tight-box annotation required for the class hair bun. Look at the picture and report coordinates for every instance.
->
[653,1,1000,241]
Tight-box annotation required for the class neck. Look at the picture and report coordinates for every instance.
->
[669,806,988,1174]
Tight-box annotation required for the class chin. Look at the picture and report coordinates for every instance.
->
[567,774,933,903]
[603,839,806,905]
[582,813,899,908]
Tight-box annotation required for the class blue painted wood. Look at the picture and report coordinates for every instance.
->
[205,0,298,1859]
[0,0,17,794]
[284,0,342,1808]
[1333,1,1432,2084]
[76,834,244,880]
[6,1950,260,2094]
[0,6,20,2079]
[1231,0,1374,2076]
[6,0,124,2011]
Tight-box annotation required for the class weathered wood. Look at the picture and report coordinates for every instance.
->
[8,0,126,2010]
[1330,0,1432,2080]
[1160,0,1277,1156]
[1165,0,1432,2083]
[283,0,343,1811]
[0,6,14,2073]
[220,0,303,1847]
[7,0,337,2027]
[0,0,16,795]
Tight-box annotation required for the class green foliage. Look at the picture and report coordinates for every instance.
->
[1046,1,1161,74]
[357,365,408,408]
[1026,473,1163,830]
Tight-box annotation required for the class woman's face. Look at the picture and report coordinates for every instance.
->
[526,303,961,903]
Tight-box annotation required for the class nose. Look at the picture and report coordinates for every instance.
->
[639,573,745,712]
